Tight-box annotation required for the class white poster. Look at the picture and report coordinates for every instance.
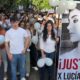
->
[57,9,80,80]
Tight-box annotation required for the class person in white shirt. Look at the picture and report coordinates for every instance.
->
[0,15,2,25]
[37,19,46,37]
[1,16,8,29]
[25,22,31,77]
[30,25,39,71]
[39,20,59,80]
[5,15,29,80]
[5,15,12,28]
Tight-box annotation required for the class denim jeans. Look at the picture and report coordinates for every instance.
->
[10,54,26,80]
[39,52,56,80]
[26,51,30,74]
[1,49,8,73]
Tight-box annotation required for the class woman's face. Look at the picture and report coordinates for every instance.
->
[43,20,46,25]
[47,23,52,32]
[67,9,80,42]
[20,22,24,28]
[26,16,28,21]
[26,23,30,29]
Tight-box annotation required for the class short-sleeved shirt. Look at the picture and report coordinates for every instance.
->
[5,27,28,54]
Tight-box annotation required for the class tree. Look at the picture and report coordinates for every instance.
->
[0,0,29,12]
[32,0,52,11]
[16,0,30,8]
[0,0,8,7]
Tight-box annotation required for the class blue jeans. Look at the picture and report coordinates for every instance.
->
[26,51,30,74]
[10,54,26,80]
[1,49,8,73]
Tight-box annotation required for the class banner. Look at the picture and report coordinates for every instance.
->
[57,9,80,80]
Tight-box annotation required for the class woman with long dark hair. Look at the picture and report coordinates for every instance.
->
[39,20,59,80]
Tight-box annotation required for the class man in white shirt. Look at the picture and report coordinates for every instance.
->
[5,16,29,80]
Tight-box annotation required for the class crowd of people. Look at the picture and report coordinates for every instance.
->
[0,11,61,80]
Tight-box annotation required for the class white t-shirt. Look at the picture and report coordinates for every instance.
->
[34,22,41,32]
[31,33,38,45]
[37,26,44,34]
[5,27,28,54]
[40,35,56,53]
[6,19,12,27]
[26,29,31,37]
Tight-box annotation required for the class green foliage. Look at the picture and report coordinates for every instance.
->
[0,0,9,7]
[32,0,52,10]
[0,0,29,11]
[16,0,29,7]
[0,0,55,11]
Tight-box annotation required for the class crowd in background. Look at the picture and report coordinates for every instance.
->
[0,11,61,80]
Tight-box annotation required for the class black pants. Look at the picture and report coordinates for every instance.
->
[7,56,11,80]
[30,43,38,67]
[39,52,56,80]
[0,62,4,80]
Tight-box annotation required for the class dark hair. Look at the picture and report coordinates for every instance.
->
[10,14,19,22]
[19,20,24,26]
[41,19,46,24]
[43,20,55,41]
[24,21,30,30]
[30,25,36,36]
